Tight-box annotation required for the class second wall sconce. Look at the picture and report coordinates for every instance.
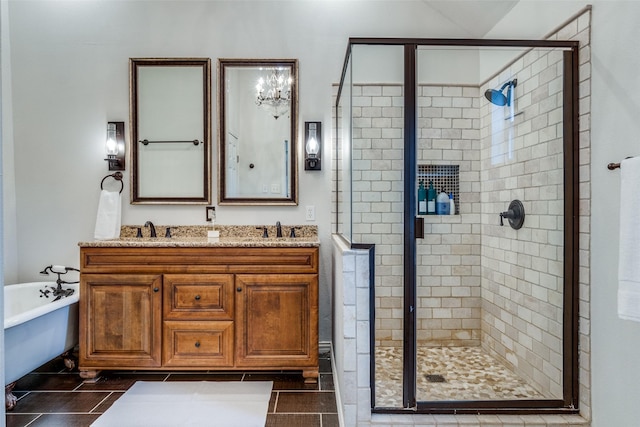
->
[105,121,125,171]
[305,121,321,171]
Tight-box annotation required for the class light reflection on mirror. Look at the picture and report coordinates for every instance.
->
[218,59,298,205]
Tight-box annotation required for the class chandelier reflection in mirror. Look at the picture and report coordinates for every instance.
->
[255,67,292,119]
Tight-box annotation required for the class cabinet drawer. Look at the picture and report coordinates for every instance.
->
[163,321,234,367]
[81,247,319,274]
[164,274,234,320]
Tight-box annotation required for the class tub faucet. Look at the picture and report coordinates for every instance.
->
[145,221,157,238]
[39,265,79,300]
[276,221,282,238]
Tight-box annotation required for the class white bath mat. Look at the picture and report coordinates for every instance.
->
[91,381,273,427]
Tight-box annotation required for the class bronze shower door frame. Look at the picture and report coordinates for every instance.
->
[337,37,580,414]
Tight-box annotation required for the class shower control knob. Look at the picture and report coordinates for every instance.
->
[499,200,525,230]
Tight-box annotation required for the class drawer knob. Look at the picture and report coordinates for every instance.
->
[195,295,201,300]
[195,341,200,348]
[237,287,242,292]
[153,287,159,292]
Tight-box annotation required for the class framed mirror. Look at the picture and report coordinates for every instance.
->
[218,59,298,205]
[130,58,211,204]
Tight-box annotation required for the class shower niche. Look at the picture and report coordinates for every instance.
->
[418,164,459,215]
[334,39,580,414]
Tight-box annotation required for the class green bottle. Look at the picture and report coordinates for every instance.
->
[427,181,436,215]
[418,181,427,215]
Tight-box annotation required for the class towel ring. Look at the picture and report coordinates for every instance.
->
[101,172,124,194]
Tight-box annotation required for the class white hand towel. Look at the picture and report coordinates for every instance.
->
[94,189,121,240]
[618,156,640,322]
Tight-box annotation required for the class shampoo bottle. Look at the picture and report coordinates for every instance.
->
[427,181,436,215]
[449,193,455,215]
[418,181,427,215]
[436,189,450,215]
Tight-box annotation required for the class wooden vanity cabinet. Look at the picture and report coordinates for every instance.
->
[78,246,319,382]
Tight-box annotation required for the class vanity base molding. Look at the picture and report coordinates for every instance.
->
[78,246,319,382]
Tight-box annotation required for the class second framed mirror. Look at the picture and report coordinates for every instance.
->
[218,59,298,205]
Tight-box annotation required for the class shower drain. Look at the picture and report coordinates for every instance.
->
[425,374,446,383]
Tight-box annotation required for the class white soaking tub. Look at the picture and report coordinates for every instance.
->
[4,281,79,409]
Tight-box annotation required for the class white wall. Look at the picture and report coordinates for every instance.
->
[2,0,16,286]
[583,3,640,426]
[3,0,489,343]
[0,0,8,420]
[4,1,640,425]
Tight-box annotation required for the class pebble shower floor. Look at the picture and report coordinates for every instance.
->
[374,346,545,407]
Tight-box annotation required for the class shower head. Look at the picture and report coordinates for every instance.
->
[484,79,517,106]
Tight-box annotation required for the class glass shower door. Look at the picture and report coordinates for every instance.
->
[414,44,574,405]
[344,44,408,408]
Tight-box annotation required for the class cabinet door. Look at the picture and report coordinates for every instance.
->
[235,274,318,368]
[79,274,162,368]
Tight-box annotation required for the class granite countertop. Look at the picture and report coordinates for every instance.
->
[78,225,320,248]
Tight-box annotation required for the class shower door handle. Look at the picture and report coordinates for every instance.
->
[415,217,424,239]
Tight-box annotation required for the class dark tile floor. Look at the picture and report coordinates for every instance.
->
[6,352,339,427]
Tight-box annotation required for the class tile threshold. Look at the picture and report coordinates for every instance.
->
[369,413,590,426]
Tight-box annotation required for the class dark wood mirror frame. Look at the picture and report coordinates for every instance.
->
[130,58,212,204]
[217,58,298,206]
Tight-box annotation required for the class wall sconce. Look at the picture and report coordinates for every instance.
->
[305,121,321,171]
[105,121,125,171]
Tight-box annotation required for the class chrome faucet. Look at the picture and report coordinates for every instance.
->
[276,221,283,238]
[144,221,157,238]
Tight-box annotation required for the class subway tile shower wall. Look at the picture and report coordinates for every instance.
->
[350,84,483,350]
[480,48,566,399]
